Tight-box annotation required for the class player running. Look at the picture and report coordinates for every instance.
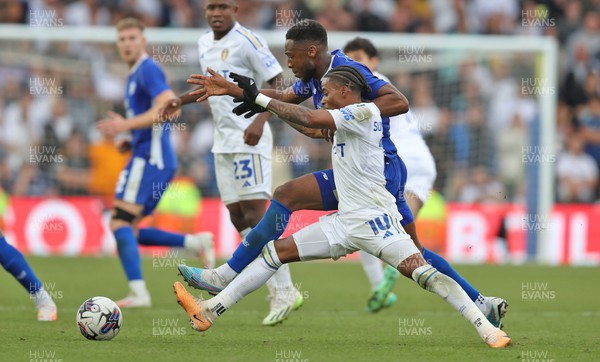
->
[343,38,506,318]
[0,230,57,321]
[173,67,511,348]
[96,18,213,308]
[158,0,303,325]
[176,20,508,328]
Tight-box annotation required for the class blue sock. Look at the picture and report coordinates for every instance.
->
[138,228,185,247]
[114,226,143,281]
[0,236,42,294]
[422,247,480,302]
[227,199,292,273]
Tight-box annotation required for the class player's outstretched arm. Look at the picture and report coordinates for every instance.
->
[265,97,334,130]
[187,68,306,104]
[231,72,333,130]
[373,83,409,117]
[97,89,178,136]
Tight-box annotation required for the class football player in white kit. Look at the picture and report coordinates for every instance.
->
[343,38,435,312]
[173,66,511,348]
[343,38,507,323]
[159,0,303,325]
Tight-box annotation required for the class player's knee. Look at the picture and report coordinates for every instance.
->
[110,207,136,231]
[272,182,298,211]
[229,213,247,231]
[272,237,300,264]
[399,253,428,279]
[242,208,263,228]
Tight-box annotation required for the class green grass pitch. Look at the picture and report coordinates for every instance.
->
[1,256,599,361]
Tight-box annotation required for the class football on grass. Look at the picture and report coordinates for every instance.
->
[76,296,123,341]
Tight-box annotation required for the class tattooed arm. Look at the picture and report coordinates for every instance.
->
[265,97,336,132]
[275,116,325,139]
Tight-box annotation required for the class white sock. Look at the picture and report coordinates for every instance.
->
[215,263,239,283]
[212,227,253,283]
[266,264,294,293]
[183,234,200,252]
[359,250,384,289]
[207,242,282,319]
[32,287,55,308]
[129,279,149,297]
[412,265,496,339]
[475,294,487,313]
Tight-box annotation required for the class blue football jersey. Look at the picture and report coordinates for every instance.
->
[124,55,175,168]
[292,49,396,156]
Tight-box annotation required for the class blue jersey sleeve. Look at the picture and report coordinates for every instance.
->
[292,79,312,99]
[351,61,387,100]
[140,61,171,100]
[332,50,388,100]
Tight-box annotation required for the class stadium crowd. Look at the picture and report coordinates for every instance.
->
[0,0,599,204]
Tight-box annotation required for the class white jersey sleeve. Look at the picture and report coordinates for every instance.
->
[241,37,282,84]
[328,103,380,137]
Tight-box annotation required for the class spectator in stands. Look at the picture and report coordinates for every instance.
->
[353,0,388,32]
[411,74,439,136]
[160,0,194,28]
[0,146,10,191]
[425,108,454,193]
[458,166,506,203]
[65,0,111,26]
[556,132,599,203]
[580,96,600,172]
[465,104,492,169]
[488,60,519,130]
[0,0,27,23]
[314,0,356,31]
[11,163,57,196]
[556,102,577,154]
[1,92,38,173]
[467,0,518,35]
[87,132,129,197]
[497,113,527,201]
[566,10,600,69]
[44,98,73,145]
[558,0,583,44]
[562,45,600,108]
[55,130,90,195]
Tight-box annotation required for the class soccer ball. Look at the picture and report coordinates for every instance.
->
[76,296,123,341]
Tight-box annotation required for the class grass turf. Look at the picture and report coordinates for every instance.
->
[1,256,598,361]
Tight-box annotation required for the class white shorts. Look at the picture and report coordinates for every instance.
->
[214,153,272,205]
[401,150,437,203]
[292,211,420,268]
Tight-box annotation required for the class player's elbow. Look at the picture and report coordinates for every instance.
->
[392,94,409,116]
[380,93,409,117]
[307,128,324,139]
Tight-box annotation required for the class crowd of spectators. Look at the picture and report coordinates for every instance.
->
[0,0,600,205]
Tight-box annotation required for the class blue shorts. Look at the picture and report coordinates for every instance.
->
[312,154,415,226]
[114,155,177,216]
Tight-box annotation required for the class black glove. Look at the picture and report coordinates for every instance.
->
[229,72,260,102]
[232,97,266,118]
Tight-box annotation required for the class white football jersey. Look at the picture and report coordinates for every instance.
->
[198,22,283,155]
[374,72,430,159]
[328,102,400,218]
